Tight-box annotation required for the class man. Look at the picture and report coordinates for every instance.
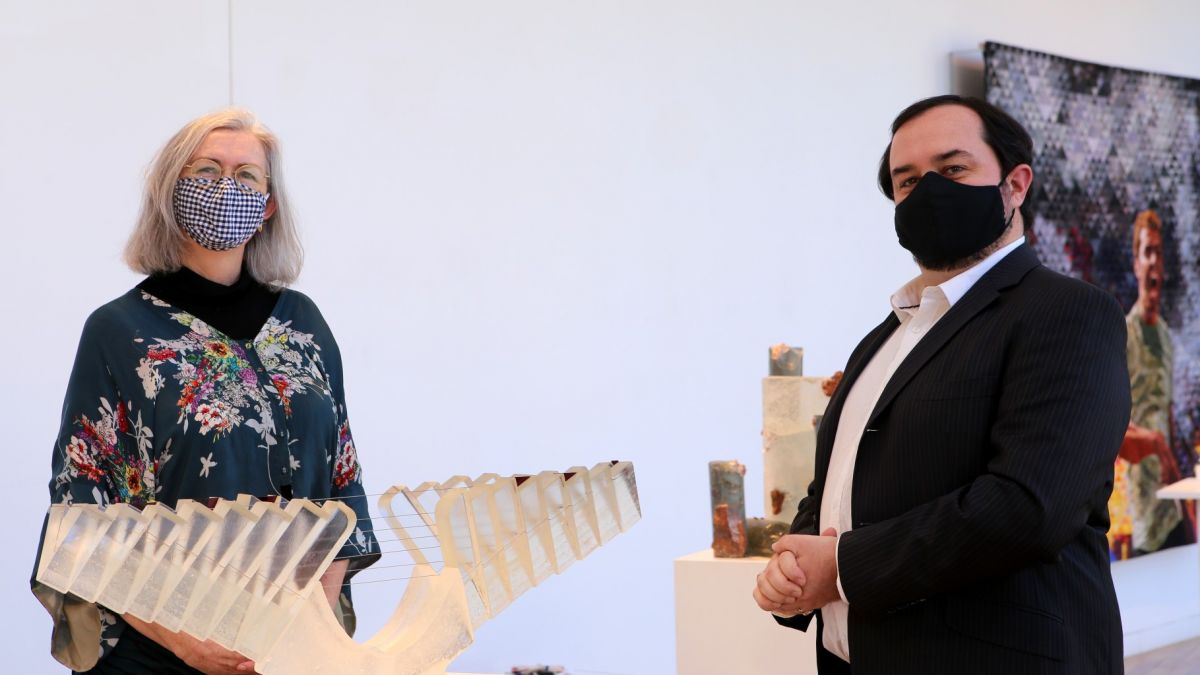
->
[753,95,1129,674]
[1113,209,1186,558]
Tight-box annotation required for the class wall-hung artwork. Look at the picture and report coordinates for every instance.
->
[986,42,1200,560]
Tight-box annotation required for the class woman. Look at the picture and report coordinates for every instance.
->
[33,109,379,674]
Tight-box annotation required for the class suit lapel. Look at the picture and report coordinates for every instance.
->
[816,313,899,472]
[865,244,1041,429]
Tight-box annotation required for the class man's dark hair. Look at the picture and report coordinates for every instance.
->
[877,94,1035,227]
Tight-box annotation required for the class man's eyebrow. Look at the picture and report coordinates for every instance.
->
[934,148,972,163]
[892,149,975,178]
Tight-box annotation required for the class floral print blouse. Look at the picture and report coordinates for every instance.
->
[38,286,379,669]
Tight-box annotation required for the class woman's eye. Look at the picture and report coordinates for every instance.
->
[197,166,218,174]
[943,165,966,175]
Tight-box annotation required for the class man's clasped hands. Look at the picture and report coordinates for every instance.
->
[752,528,842,617]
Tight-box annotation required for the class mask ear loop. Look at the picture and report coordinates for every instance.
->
[997,173,1018,230]
[258,193,272,232]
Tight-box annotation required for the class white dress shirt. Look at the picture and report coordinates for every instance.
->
[817,237,1025,662]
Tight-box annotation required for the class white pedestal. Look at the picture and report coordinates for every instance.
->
[1157,477,1200,500]
[1116,478,1200,655]
[674,549,818,675]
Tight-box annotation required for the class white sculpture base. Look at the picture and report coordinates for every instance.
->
[674,549,817,675]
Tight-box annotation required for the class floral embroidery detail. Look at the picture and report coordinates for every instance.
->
[333,419,361,489]
[349,525,377,555]
[194,401,234,435]
[136,314,265,442]
[57,397,160,508]
[135,294,334,457]
[205,340,233,359]
[271,374,294,416]
[98,607,120,651]
[147,347,176,361]
[200,452,218,478]
[135,358,164,399]
[65,435,102,482]
[255,318,335,416]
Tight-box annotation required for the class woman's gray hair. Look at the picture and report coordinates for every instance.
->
[124,108,303,287]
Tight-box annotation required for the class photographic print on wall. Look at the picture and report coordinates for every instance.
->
[985,41,1200,560]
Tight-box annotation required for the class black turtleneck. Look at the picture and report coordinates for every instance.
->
[137,266,281,340]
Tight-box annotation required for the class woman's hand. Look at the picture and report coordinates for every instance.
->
[319,558,349,610]
[174,633,257,674]
[123,613,256,674]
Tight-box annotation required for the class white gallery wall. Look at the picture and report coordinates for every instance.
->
[3,1,1199,672]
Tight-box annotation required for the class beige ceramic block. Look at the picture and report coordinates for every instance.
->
[762,375,831,524]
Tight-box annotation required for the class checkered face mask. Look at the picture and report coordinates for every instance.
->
[173,177,269,251]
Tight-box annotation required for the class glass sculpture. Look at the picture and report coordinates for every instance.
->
[36,461,641,674]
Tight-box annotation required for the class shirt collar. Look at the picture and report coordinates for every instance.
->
[890,236,1025,320]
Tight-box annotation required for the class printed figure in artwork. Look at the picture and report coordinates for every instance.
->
[1110,209,1194,559]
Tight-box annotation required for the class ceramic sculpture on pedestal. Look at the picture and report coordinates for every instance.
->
[708,460,747,557]
[762,345,838,525]
[745,518,789,557]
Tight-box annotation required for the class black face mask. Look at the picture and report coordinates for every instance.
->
[894,171,1014,270]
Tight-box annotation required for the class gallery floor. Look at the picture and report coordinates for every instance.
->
[1125,636,1200,673]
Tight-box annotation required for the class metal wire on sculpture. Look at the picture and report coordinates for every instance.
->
[36,461,641,675]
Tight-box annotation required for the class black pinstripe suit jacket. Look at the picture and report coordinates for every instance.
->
[777,244,1130,674]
